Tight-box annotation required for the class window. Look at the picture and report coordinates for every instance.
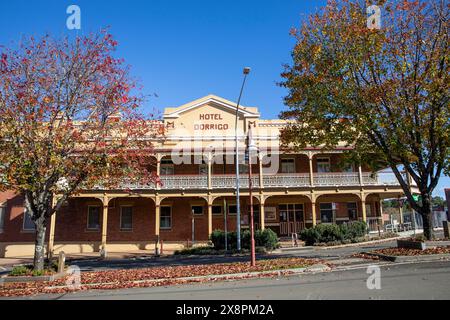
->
[342,164,354,173]
[365,204,372,216]
[120,206,133,231]
[320,203,334,223]
[281,159,295,173]
[347,202,358,220]
[212,205,222,215]
[238,164,248,174]
[228,205,237,215]
[87,206,101,230]
[23,208,36,231]
[160,159,174,175]
[317,157,331,173]
[160,206,172,229]
[199,164,208,175]
[0,205,5,232]
[191,205,204,215]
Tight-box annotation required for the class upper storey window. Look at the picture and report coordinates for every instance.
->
[281,159,296,173]
[0,204,5,233]
[160,159,174,175]
[199,163,208,175]
[317,157,331,173]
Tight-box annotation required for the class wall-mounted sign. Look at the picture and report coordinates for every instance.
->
[194,114,230,131]
[265,207,277,221]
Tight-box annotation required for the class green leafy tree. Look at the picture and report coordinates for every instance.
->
[280,0,449,239]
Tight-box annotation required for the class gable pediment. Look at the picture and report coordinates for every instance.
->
[163,95,259,120]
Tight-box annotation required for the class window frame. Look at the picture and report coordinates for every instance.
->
[280,158,296,174]
[319,202,334,224]
[342,163,354,173]
[120,205,133,231]
[347,202,358,220]
[160,159,174,175]
[212,205,222,216]
[228,205,237,216]
[0,204,5,233]
[22,208,36,232]
[160,205,172,230]
[86,205,101,231]
[316,157,331,173]
[191,205,204,216]
[199,163,208,175]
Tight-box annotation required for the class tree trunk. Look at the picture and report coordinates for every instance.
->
[33,222,47,272]
[420,194,434,240]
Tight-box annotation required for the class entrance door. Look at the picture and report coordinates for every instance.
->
[279,204,304,236]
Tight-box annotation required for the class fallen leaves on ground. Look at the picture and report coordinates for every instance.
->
[371,246,450,257]
[0,257,326,297]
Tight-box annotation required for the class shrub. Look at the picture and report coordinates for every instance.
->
[9,265,31,276]
[299,221,368,245]
[255,229,279,250]
[210,229,279,251]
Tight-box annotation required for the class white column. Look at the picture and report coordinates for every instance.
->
[101,196,109,254]
[308,153,314,187]
[207,154,212,190]
[358,165,363,186]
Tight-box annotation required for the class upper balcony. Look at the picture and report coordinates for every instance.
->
[118,171,406,191]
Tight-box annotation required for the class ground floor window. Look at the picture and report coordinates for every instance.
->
[347,202,358,220]
[22,208,36,231]
[228,205,237,215]
[0,205,5,232]
[160,206,172,229]
[120,206,133,231]
[87,206,100,231]
[212,205,222,215]
[191,205,204,216]
[365,204,372,216]
[320,203,334,223]
[246,205,260,226]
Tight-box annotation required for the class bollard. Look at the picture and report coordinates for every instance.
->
[58,251,66,273]
[155,237,160,256]
[100,247,107,259]
[160,240,164,255]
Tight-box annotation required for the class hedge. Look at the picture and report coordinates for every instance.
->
[210,229,279,251]
[299,221,368,246]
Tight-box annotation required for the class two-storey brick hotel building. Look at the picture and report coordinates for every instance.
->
[0,95,413,257]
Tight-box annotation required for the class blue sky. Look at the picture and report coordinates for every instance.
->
[0,0,448,197]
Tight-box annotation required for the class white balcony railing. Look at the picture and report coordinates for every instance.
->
[106,171,404,191]
[212,175,259,189]
[161,175,208,189]
[314,173,360,186]
[263,173,310,188]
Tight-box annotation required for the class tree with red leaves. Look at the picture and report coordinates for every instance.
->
[0,31,163,271]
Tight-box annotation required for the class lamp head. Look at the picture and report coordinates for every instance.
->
[243,67,251,75]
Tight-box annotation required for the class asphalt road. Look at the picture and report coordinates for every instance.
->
[28,260,450,300]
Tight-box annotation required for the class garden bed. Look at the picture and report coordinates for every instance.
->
[356,246,450,262]
[0,257,328,297]
[1,264,68,284]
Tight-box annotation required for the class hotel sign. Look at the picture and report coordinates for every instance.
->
[194,113,230,131]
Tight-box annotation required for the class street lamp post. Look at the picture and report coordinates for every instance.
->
[235,67,251,252]
[247,122,257,267]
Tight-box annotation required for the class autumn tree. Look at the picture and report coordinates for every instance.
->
[0,31,163,271]
[280,0,449,239]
